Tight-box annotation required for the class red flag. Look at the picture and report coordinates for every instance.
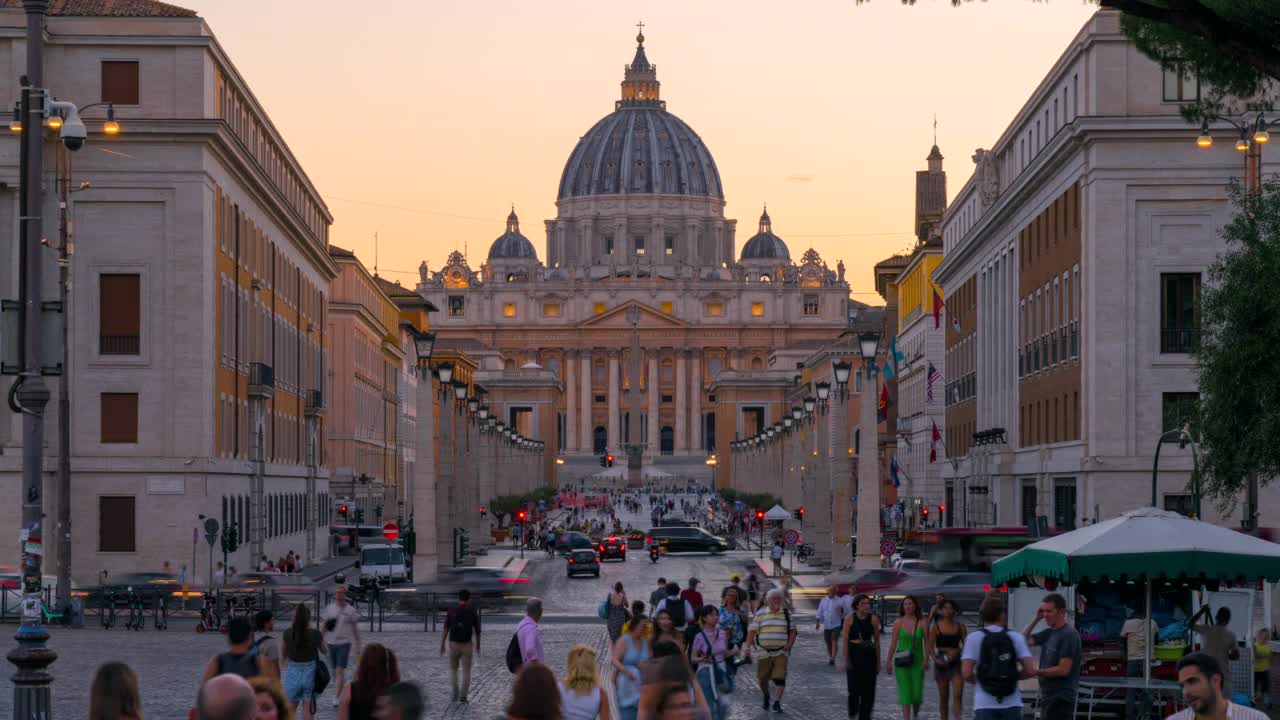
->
[932,287,944,329]
[930,446,937,463]
[877,383,890,422]
[931,419,942,443]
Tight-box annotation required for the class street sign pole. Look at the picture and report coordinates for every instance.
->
[203,518,219,590]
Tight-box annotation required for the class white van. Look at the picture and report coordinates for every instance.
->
[358,542,408,583]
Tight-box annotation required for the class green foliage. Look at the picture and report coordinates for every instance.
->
[718,488,780,511]
[1194,180,1280,500]
[488,486,560,526]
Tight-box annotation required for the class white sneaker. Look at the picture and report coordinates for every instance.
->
[332,695,340,707]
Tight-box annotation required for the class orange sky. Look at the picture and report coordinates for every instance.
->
[185,1,1098,302]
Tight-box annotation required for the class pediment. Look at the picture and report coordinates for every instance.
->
[578,301,687,329]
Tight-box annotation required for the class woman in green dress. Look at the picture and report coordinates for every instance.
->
[884,594,926,720]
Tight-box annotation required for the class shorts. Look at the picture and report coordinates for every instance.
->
[823,628,840,647]
[756,653,789,687]
[282,660,316,703]
[328,642,352,669]
[932,655,962,683]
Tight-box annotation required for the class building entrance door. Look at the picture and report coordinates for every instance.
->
[593,426,607,454]
[660,426,674,455]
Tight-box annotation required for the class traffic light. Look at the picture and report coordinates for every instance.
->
[600,455,607,467]
[516,510,527,523]
[794,506,806,520]
[355,507,365,524]
[921,507,930,520]
[606,454,615,467]
[458,528,470,558]
[221,524,239,554]
[939,504,946,514]
[755,509,765,523]
[479,505,487,517]
[339,504,349,520]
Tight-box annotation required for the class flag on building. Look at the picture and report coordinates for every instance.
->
[931,419,942,443]
[930,419,942,463]
[927,363,941,403]
[882,358,894,380]
[890,456,900,487]
[933,287,944,329]
[890,335,904,375]
[877,383,892,422]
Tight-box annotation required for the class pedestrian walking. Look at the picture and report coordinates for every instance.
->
[612,614,651,720]
[927,598,966,720]
[653,582,694,633]
[605,582,629,643]
[440,588,481,703]
[322,585,363,707]
[651,609,684,651]
[620,601,648,636]
[505,663,563,720]
[337,643,400,720]
[1022,592,1082,720]
[769,541,784,577]
[213,561,227,587]
[373,681,424,720]
[253,610,282,682]
[1166,652,1269,719]
[205,617,274,681]
[641,641,712,720]
[649,578,668,611]
[1191,605,1240,696]
[743,588,797,713]
[89,661,143,720]
[516,597,546,666]
[839,594,881,720]
[281,603,326,720]
[680,578,704,615]
[691,605,737,720]
[248,676,291,720]
[816,586,848,665]
[560,644,612,720]
[719,574,743,606]
[885,595,926,720]
[1254,628,1273,709]
[745,573,761,612]
[195,674,257,720]
[717,590,748,663]
[961,597,1037,720]
[1121,599,1158,717]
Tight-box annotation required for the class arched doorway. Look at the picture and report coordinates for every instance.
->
[703,413,716,453]
[660,426,674,455]
[593,426,607,454]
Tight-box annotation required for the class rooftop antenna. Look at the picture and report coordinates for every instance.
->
[374,231,379,276]
[933,114,938,145]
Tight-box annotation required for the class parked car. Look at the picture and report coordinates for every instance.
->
[891,572,1005,617]
[567,549,601,578]
[597,535,627,561]
[555,531,596,555]
[644,526,730,554]
[825,568,909,598]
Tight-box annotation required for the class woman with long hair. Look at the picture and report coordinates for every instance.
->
[638,642,709,720]
[926,598,965,720]
[650,609,683,653]
[612,615,651,720]
[281,603,326,720]
[690,605,736,720]
[717,590,747,663]
[884,595,926,720]
[506,663,563,720]
[649,684,697,720]
[88,661,143,720]
[249,676,293,720]
[606,582,629,643]
[338,643,400,720]
[561,644,612,720]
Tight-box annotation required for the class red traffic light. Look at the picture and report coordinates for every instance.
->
[922,507,930,516]
[939,504,946,513]
[755,510,765,520]
[798,507,805,516]
[516,510,527,521]
[340,505,348,515]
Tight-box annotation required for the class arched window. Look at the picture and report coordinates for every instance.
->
[661,359,674,383]
[545,357,561,379]
[750,357,763,370]
[660,426,674,455]
[708,356,723,378]
[760,274,772,283]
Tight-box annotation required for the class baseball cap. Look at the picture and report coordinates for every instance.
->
[730,573,741,580]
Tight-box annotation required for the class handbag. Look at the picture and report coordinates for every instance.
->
[893,649,915,668]
[313,657,331,695]
[598,596,610,620]
[698,631,733,694]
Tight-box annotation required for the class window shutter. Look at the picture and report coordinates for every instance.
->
[99,496,136,552]
[99,274,140,355]
[101,393,139,443]
[101,61,140,105]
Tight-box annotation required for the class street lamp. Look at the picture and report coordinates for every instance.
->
[816,381,831,413]
[791,406,803,424]
[857,331,881,364]
[803,396,816,415]
[436,361,454,385]
[1151,424,1200,518]
[1195,107,1279,194]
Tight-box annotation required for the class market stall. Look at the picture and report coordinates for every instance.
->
[993,508,1280,713]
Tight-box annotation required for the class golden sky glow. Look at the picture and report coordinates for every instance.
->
[186,1,1098,301]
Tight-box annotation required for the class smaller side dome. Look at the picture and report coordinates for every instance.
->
[739,205,790,261]
[488,207,538,261]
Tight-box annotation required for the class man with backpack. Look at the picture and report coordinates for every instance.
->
[962,597,1037,720]
[440,589,481,704]
[1023,592,1083,720]
[251,610,281,681]
[743,588,798,714]
[201,616,274,682]
[654,581,695,633]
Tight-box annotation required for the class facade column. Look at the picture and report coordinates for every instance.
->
[580,351,592,452]
[565,350,578,452]
[690,352,702,454]
[647,351,659,456]
[675,350,688,452]
[607,351,620,452]
[855,363,881,570]
[411,370,439,582]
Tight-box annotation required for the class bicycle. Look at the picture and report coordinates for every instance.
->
[796,543,815,563]
[39,599,69,627]
[100,590,118,630]
[124,588,145,631]
[196,591,221,634]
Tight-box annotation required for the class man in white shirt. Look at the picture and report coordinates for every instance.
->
[1166,652,1268,720]
[961,597,1038,720]
[653,581,695,632]
[1122,613,1159,717]
[815,585,849,665]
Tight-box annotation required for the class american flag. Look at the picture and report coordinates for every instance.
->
[926,363,941,403]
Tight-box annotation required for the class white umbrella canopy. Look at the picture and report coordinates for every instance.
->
[993,507,1280,586]
[764,504,791,521]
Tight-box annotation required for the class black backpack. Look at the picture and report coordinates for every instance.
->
[505,631,523,673]
[216,651,260,679]
[976,628,1020,701]
[448,606,476,643]
[665,598,687,628]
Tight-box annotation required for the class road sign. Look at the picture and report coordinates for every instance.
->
[879,540,897,557]
[382,523,400,542]
[783,528,801,545]
[203,518,219,547]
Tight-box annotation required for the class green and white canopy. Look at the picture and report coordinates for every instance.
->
[992,507,1280,586]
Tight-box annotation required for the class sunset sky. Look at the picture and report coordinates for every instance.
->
[185,1,1099,302]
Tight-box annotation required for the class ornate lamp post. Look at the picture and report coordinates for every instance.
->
[853,331,882,570]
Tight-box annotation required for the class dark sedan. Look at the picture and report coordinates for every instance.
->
[412,567,530,610]
[567,549,600,578]
[644,526,730,554]
[597,536,627,561]
[555,532,595,555]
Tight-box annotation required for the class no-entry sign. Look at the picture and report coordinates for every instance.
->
[383,523,399,542]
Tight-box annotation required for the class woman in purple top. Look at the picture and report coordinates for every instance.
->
[690,605,737,720]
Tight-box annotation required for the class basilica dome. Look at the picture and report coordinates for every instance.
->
[488,208,537,261]
[739,207,790,261]
[556,33,723,201]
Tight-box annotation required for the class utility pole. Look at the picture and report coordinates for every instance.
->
[54,142,72,613]
[10,0,56,714]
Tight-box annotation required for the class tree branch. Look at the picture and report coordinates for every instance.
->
[1100,0,1280,83]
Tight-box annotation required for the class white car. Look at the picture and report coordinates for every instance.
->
[898,559,933,573]
[357,542,409,583]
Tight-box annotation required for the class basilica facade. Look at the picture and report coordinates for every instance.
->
[416,32,854,479]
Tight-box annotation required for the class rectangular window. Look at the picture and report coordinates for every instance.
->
[1164,494,1196,517]
[542,302,561,318]
[660,301,673,315]
[1160,273,1200,353]
[1162,65,1199,102]
[98,496,136,552]
[594,302,607,315]
[705,302,724,317]
[604,235,615,255]
[634,236,645,256]
[447,295,465,317]
[1162,391,1199,434]
[664,236,675,256]
[101,393,139,443]
[1053,478,1077,530]
[750,302,765,317]
[1021,481,1037,527]
[101,60,140,105]
[94,272,143,362]
[803,295,819,316]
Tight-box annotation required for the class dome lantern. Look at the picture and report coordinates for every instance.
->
[620,22,661,108]
[739,204,790,262]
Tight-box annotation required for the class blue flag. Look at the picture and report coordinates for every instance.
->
[890,456,901,487]
[890,335,905,376]
[882,359,894,380]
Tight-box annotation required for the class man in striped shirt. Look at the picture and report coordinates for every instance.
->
[1167,652,1267,720]
[743,588,798,713]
